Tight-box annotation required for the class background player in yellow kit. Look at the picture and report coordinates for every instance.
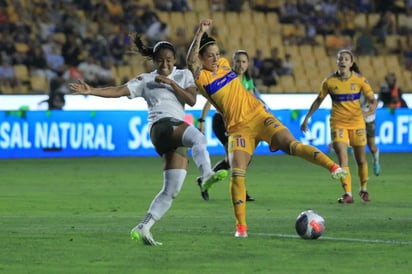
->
[187,18,347,238]
[301,49,377,204]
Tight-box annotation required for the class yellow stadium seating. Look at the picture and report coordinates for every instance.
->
[30,75,49,93]
[13,64,30,82]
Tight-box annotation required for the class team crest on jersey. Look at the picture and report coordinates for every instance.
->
[351,83,356,90]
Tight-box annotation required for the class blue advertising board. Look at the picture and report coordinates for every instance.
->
[1,108,411,158]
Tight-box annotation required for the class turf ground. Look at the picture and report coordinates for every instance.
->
[1,153,411,274]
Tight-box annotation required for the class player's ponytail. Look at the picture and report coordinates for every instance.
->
[129,33,175,60]
[350,62,361,74]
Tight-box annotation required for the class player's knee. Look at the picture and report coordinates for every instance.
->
[288,140,301,155]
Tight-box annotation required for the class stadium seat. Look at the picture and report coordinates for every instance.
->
[239,11,253,26]
[156,11,170,24]
[354,14,367,29]
[367,13,380,29]
[30,75,49,93]
[13,64,30,83]
[299,45,313,58]
[252,11,266,25]
[370,56,385,69]
[116,65,134,85]
[278,75,296,92]
[15,42,30,53]
[169,12,185,30]
[193,0,209,12]
[295,76,311,93]
[225,12,240,26]
[53,32,66,44]
[184,12,198,26]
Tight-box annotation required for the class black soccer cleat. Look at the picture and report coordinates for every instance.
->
[197,177,209,201]
[246,192,255,202]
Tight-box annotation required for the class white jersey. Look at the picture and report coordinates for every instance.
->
[127,67,196,129]
[360,93,375,123]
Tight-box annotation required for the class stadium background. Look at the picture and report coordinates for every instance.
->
[1,0,411,158]
[0,0,411,94]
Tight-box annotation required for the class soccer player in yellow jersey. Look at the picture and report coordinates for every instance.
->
[187,18,347,238]
[196,50,261,202]
[301,49,377,204]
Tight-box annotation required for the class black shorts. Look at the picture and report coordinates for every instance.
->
[365,121,375,138]
[150,117,188,156]
[212,112,228,146]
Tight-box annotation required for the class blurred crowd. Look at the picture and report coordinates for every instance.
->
[0,0,411,102]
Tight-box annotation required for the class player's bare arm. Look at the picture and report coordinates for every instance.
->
[155,75,197,106]
[69,80,130,98]
[198,101,212,133]
[187,19,213,79]
[301,95,324,132]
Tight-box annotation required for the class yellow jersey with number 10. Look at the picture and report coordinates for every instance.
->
[195,58,263,132]
[320,72,374,129]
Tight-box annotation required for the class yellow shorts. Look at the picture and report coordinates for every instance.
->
[331,127,367,146]
[228,110,287,155]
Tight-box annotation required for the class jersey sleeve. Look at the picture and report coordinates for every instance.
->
[360,76,374,98]
[183,69,196,89]
[127,75,145,99]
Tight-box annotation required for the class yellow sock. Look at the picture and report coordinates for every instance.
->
[289,141,335,170]
[341,166,352,193]
[358,163,369,190]
[231,168,246,226]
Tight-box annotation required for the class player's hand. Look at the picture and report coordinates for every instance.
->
[300,120,309,132]
[199,19,212,32]
[68,80,91,95]
[155,75,172,85]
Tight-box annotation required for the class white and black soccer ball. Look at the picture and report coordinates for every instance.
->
[295,210,325,240]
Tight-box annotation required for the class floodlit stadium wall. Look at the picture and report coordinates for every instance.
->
[1,95,411,158]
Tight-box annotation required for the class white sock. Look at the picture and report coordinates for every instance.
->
[146,169,187,227]
[181,125,213,179]
[373,149,379,163]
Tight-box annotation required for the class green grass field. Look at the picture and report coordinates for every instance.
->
[1,153,411,274]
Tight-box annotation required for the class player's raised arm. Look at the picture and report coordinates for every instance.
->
[186,19,213,79]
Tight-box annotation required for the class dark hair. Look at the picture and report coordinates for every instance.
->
[129,33,175,60]
[199,33,216,55]
[233,50,252,80]
[337,49,361,74]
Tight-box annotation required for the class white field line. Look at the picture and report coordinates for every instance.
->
[3,215,412,245]
[250,232,412,245]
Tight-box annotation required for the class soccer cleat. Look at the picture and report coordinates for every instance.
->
[246,192,255,202]
[234,224,248,238]
[201,169,228,191]
[330,164,347,180]
[130,225,162,246]
[373,160,381,176]
[359,190,370,202]
[338,193,354,204]
[196,176,209,201]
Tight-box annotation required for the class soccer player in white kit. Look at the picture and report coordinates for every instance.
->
[69,34,227,245]
[360,93,381,176]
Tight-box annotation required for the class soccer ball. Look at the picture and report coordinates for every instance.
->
[295,210,325,240]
